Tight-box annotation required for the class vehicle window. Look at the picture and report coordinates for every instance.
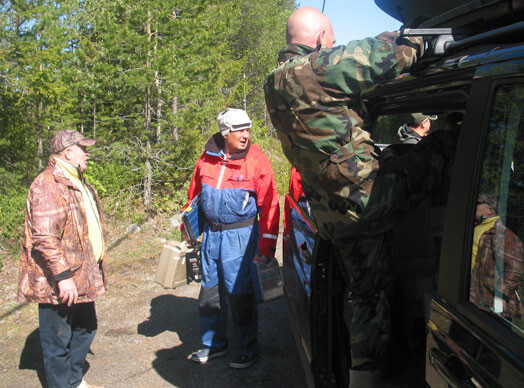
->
[373,114,411,146]
[372,113,447,147]
[469,83,524,336]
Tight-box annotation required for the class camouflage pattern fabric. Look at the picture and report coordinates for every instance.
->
[264,32,457,369]
[341,136,455,369]
[470,218,524,318]
[264,32,425,244]
[336,236,392,369]
[18,158,108,304]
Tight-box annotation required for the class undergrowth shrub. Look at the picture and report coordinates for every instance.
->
[0,188,27,263]
[84,158,143,221]
[252,121,291,195]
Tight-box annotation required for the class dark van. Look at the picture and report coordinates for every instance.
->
[282,1,524,387]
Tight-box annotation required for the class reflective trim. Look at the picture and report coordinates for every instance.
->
[216,162,227,189]
[262,233,278,240]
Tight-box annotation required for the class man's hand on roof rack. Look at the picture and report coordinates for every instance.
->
[400,28,456,55]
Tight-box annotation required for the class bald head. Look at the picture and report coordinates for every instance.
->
[286,7,335,48]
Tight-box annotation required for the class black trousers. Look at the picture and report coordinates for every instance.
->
[39,302,97,388]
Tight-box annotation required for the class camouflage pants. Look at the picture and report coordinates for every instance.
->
[311,132,456,370]
[318,161,443,370]
[336,235,392,370]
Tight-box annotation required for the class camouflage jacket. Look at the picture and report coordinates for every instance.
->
[470,219,524,318]
[18,158,107,304]
[263,34,460,242]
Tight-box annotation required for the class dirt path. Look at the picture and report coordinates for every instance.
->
[0,219,306,388]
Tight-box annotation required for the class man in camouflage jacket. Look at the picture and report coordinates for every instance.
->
[470,194,524,319]
[18,130,107,388]
[264,6,457,386]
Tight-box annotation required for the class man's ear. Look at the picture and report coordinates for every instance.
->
[63,147,74,162]
[316,30,324,47]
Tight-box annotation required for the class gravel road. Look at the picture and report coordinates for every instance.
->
[0,219,306,388]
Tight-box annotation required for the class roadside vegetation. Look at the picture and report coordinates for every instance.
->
[0,0,296,265]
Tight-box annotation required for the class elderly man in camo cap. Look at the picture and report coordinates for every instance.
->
[18,130,107,388]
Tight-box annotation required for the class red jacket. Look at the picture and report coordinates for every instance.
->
[185,134,280,257]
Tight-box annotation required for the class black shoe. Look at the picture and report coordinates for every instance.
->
[191,345,228,363]
[229,352,258,369]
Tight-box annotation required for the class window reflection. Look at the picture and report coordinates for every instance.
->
[470,194,524,319]
[470,84,524,334]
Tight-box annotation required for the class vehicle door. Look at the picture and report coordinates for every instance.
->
[282,187,318,388]
[427,72,524,388]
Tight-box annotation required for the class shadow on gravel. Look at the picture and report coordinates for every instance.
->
[138,294,203,388]
[19,328,47,388]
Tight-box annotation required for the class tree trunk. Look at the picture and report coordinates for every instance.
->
[242,71,247,111]
[155,72,162,141]
[155,76,163,142]
[154,29,163,142]
[144,140,153,207]
[37,97,43,171]
[172,95,179,142]
[143,8,153,207]
[92,103,96,138]
[79,93,84,134]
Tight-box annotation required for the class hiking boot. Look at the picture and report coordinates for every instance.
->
[190,345,228,363]
[229,352,258,369]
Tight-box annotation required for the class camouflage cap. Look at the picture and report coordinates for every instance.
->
[50,130,96,153]
[217,108,251,136]
[410,113,437,126]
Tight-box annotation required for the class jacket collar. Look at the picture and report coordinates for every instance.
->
[277,43,316,63]
[48,158,80,189]
[397,124,422,142]
[205,132,250,160]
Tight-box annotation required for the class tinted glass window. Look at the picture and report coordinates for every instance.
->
[372,113,447,147]
[469,84,524,335]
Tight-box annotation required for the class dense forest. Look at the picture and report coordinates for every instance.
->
[0,0,296,255]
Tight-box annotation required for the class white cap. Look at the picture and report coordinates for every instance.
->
[217,108,252,136]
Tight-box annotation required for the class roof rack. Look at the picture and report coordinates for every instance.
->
[446,21,524,51]
[401,21,524,55]
[401,28,455,55]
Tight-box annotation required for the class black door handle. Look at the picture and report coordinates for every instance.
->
[428,348,476,387]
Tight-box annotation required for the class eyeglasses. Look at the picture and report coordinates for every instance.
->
[66,143,88,153]
[74,143,89,153]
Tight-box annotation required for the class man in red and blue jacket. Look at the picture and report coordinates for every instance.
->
[184,108,280,369]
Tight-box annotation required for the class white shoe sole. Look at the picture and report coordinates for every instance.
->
[191,348,228,363]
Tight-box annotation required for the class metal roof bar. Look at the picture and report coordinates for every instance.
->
[446,21,524,51]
